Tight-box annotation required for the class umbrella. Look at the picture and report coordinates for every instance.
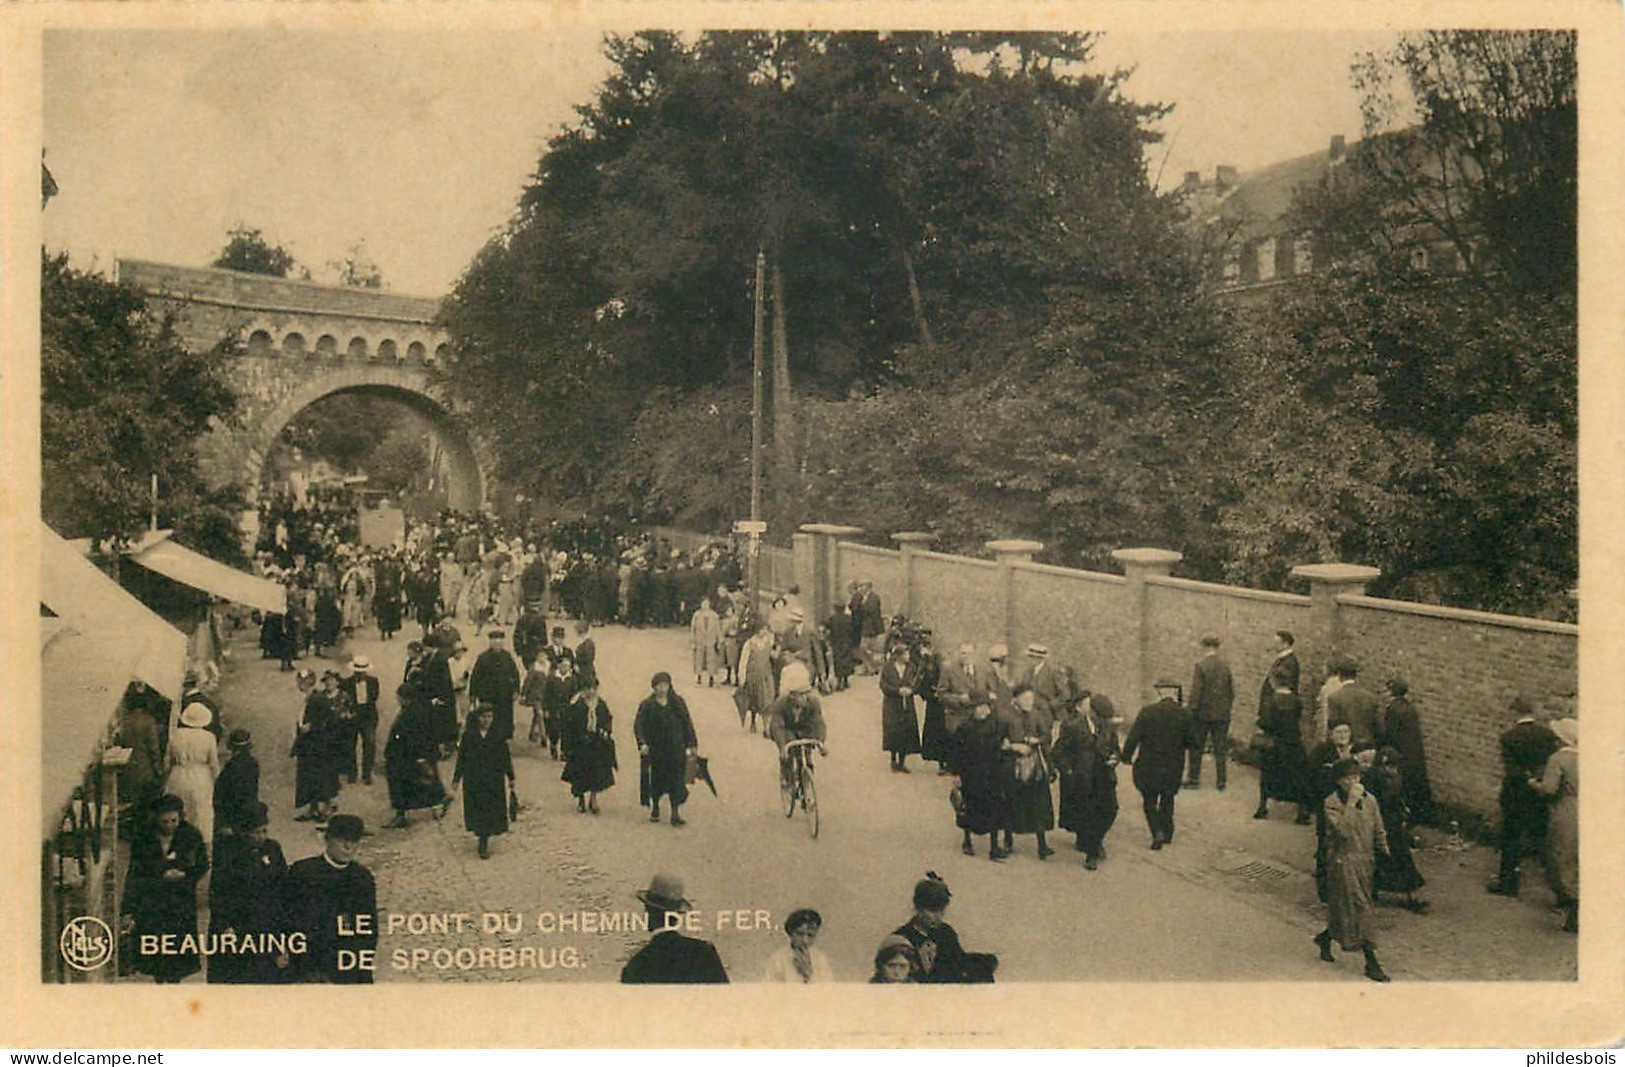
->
[639,754,652,808]
[687,753,719,799]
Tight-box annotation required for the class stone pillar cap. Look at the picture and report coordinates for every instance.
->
[1290,563,1382,584]
[985,539,1045,554]
[1111,547,1184,566]
[891,531,937,545]
[798,523,864,536]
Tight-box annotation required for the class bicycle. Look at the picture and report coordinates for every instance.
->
[780,738,823,839]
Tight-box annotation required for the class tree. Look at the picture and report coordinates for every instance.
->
[1216,31,1576,617]
[213,225,302,278]
[328,242,384,289]
[41,250,244,561]
[441,31,1216,554]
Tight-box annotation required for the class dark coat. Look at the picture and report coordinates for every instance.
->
[634,694,697,803]
[1123,697,1193,794]
[207,834,289,984]
[1188,652,1235,722]
[620,931,729,984]
[341,673,381,726]
[917,653,952,762]
[575,637,598,686]
[561,696,617,795]
[293,692,343,807]
[383,692,448,813]
[1257,651,1307,803]
[212,750,260,839]
[892,918,994,983]
[468,648,522,741]
[122,821,209,981]
[1328,682,1381,745]
[1020,660,1070,723]
[1376,696,1434,822]
[282,855,378,984]
[954,712,1009,834]
[117,707,165,813]
[879,655,922,756]
[1053,713,1120,840]
[454,723,515,837]
[422,649,461,744]
[858,591,885,638]
[937,661,994,738]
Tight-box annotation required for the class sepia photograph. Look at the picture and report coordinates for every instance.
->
[7,0,1623,1049]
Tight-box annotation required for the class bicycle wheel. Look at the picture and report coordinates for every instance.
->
[803,763,819,839]
[781,760,796,818]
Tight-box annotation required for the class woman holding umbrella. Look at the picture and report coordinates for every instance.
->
[635,672,698,826]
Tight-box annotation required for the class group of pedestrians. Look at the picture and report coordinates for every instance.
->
[618,870,995,984]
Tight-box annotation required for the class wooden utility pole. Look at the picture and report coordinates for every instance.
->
[770,257,793,524]
[749,249,766,611]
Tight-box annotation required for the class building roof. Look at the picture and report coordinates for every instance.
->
[1217,145,1351,243]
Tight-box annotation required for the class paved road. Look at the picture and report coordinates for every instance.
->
[215,616,1577,984]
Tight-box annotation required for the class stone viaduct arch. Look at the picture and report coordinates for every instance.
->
[118,259,485,517]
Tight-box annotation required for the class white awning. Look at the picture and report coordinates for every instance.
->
[40,525,188,836]
[129,537,286,615]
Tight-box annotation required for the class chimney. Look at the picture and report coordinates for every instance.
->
[1329,134,1347,162]
[1215,165,1238,190]
[1182,171,1201,192]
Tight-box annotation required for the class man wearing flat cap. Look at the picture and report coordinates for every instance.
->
[1185,634,1235,790]
[282,814,378,983]
[1122,678,1194,850]
[621,874,729,983]
[1487,696,1561,897]
[468,629,521,742]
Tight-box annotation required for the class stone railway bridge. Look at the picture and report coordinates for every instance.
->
[119,260,487,526]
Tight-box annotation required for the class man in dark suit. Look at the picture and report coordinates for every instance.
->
[938,643,994,740]
[620,874,729,983]
[1123,678,1193,850]
[341,655,381,784]
[1185,634,1236,790]
[281,815,378,984]
[1487,696,1562,897]
[1326,661,1380,746]
[1019,644,1070,726]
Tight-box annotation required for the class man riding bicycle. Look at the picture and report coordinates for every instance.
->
[767,662,828,784]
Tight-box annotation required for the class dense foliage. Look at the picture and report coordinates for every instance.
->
[439,29,1576,618]
[212,225,302,278]
[41,250,246,563]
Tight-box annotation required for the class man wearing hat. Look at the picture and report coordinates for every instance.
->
[212,729,260,847]
[1326,660,1380,748]
[342,656,381,785]
[1487,696,1561,897]
[939,643,993,744]
[1184,634,1235,790]
[281,814,378,983]
[620,874,729,983]
[468,630,521,743]
[207,802,288,984]
[1019,643,1069,725]
[1122,678,1194,849]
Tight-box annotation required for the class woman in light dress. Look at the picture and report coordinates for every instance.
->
[164,701,221,846]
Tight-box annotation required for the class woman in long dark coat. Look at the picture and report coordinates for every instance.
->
[954,702,1010,860]
[1054,693,1121,869]
[121,794,209,982]
[916,640,952,772]
[292,673,343,822]
[207,802,289,983]
[562,680,618,814]
[880,643,923,772]
[453,704,515,859]
[1255,653,1311,823]
[312,586,342,656]
[1377,677,1434,826]
[1365,748,1427,909]
[382,684,451,827]
[633,673,696,825]
[998,685,1055,859]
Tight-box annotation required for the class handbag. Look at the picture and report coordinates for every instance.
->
[732,686,751,715]
[948,785,966,817]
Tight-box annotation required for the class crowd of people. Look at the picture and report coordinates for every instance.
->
[110,499,1580,985]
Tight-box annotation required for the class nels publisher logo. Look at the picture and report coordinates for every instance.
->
[60,916,113,972]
